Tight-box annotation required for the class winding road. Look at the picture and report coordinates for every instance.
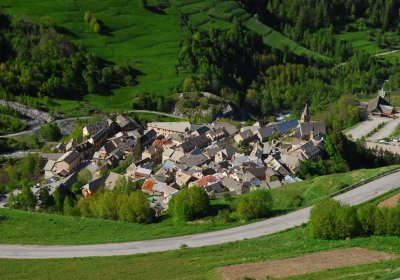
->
[0,170,399,259]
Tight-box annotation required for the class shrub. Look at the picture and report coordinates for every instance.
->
[386,207,400,235]
[77,196,96,218]
[117,191,154,223]
[8,184,37,211]
[90,17,97,28]
[77,169,93,185]
[94,23,101,33]
[169,186,210,221]
[357,204,376,235]
[236,189,272,221]
[217,209,233,223]
[374,207,389,235]
[308,198,341,239]
[285,188,303,208]
[95,190,118,220]
[84,11,92,23]
[334,205,359,239]
[39,122,61,141]
[63,196,79,216]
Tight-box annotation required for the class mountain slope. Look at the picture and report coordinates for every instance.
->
[0,0,328,112]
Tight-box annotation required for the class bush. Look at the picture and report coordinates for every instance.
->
[63,196,79,216]
[217,209,233,223]
[386,207,400,235]
[95,190,118,220]
[357,204,376,235]
[236,189,272,221]
[84,11,92,23]
[169,186,210,221]
[90,17,97,28]
[8,184,37,211]
[40,122,61,141]
[94,23,101,33]
[334,205,359,239]
[308,198,341,239]
[117,191,154,223]
[77,169,93,185]
[373,207,389,235]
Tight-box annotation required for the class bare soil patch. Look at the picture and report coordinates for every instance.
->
[378,193,400,208]
[219,248,395,280]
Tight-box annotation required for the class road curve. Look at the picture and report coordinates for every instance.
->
[0,170,399,259]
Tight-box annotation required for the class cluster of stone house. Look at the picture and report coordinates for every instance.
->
[43,114,142,190]
[41,106,326,214]
[122,105,326,212]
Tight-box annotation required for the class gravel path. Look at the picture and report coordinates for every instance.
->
[344,116,392,140]
[367,119,400,142]
[0,170,399,259]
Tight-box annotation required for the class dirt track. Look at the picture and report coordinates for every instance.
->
[378,193,400,208]
[220,248,395,279]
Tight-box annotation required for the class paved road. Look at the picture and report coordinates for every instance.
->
[0,111,182,138]
[126,110,183,119]
[0,117,92,138]
[344,116,392,140]
[1,170,399,259]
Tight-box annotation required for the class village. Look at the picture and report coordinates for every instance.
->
[5,104,324,213]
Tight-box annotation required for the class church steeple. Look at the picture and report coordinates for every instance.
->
[300,104,310,123]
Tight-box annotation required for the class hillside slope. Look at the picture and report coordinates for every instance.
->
[0,0,328,112]
[174,0,329,61]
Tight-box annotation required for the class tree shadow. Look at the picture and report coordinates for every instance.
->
[145,5,167,15]
[97,20,113,36]
[54,25,78,39]
[208,202,231,216]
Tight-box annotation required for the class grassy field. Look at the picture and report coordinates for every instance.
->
[0,0,328,115]
[0,203,246,245]
[173,0,328,62]
[0,227,399,280]
[270,165,399,211]
[1,0,186,112]
[337,26,400,63]
[0,165,396,245]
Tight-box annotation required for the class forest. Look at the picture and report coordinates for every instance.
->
[0,11,136,100]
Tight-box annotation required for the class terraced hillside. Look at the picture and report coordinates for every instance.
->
[0,0,327,113]
[174,0,328,61]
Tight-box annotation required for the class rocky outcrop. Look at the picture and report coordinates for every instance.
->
[0,100,54,126]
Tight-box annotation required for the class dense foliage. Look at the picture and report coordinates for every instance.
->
[309,198,400,239]
[236,189,273,220]
[169,186,210,221]
[58,178,153,224]
[0,155,41,194]
[39,122,61,141]
[0,12,136,100]
[178,15,399,118]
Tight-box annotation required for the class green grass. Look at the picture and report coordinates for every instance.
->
[270,165,399,211]
[0,165,396,245]
[0,227,399,280]
[0,205,246,245]
[337,26,400,64]
[0,0,329,115]
[1,0,186,112]
[174,0,329,62]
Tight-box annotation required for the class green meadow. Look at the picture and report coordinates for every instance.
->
[0,0,328,114]
[0,165,395,245]
[0,227,399,279]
